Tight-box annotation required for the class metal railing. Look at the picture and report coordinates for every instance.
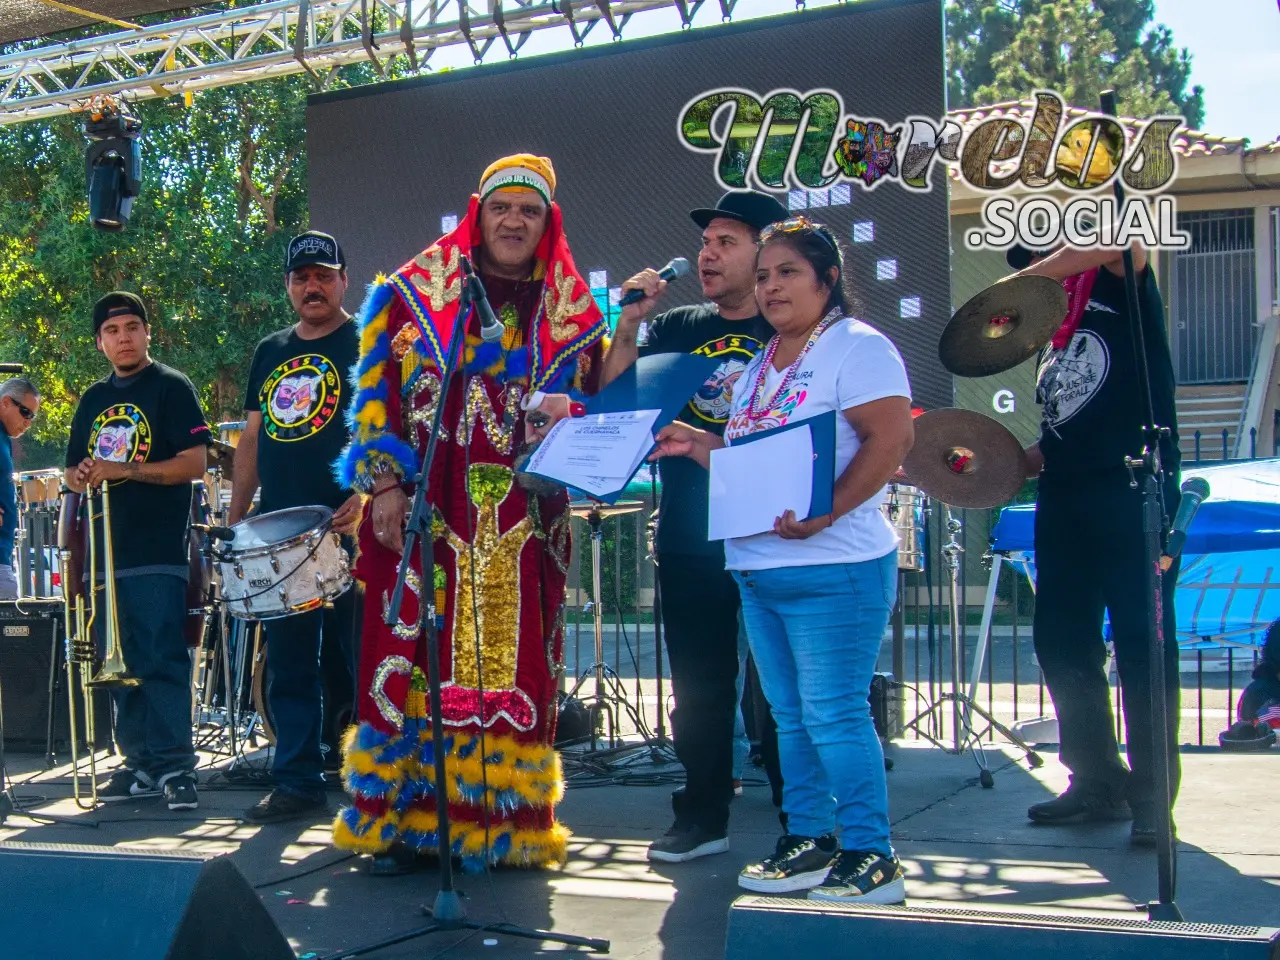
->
[560,455,1270,752]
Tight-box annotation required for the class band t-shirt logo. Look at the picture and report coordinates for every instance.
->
[245,320,359,514]
[1036,329,1110,430]
[261,354,341,440]
[89,404,152,463]
[688,334,760,425]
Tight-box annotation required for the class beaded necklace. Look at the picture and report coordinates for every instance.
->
[743,309,841,422]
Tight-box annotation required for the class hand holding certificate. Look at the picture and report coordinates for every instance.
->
[521,410,662,498]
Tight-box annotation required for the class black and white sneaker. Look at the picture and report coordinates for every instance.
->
[807,850,906,904]
[647,824,729,863]
[161,773,198,811]
[738,834,837,893]
[96,769,159,802]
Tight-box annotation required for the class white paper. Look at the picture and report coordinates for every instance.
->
[522,410,661,493]
[707,427,814,540]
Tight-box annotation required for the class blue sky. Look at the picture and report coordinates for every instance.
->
[424,0,1279,145]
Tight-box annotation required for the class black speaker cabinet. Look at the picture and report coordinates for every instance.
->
[726,897,1280,960]
[0,598,112,755]
[0,842,295,960]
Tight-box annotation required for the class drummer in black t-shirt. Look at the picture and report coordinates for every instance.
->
[65,292,211,812]
[1010,239,1181,847]
[230,231,363,824]
[601,190,788,864]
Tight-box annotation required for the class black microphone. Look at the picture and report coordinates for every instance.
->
[1164,477,1210,563]
[618,257,692,306]
[195,523,236,542]
[460,255,505,343]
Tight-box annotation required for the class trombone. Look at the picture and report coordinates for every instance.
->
[58,479,138,809]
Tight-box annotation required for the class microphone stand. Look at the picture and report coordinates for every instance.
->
[1100,89,1180,922]
[329,256,608,959]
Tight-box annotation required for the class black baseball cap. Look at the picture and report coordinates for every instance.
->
[690,190,790,232]
[92,291,148,336]
[285,231,345,272]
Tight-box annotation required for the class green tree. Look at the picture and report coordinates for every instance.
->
[946,0,1205,128]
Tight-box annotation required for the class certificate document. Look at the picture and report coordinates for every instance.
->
[522,410,662,495]
[707,424,815,540]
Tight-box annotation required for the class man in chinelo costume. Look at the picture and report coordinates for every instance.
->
[334,154,607,874]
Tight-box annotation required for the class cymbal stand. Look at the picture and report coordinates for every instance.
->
[901,503,1042,785]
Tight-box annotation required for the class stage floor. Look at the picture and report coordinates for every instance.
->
[1,742,1276,958]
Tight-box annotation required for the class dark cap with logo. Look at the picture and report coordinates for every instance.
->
[285,231,346,273]
[690,190,790,233]
[92,291,148,336]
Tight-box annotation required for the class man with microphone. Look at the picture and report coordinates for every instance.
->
[1010,238,1182,847]
[332,155,608,873]
[602,190,788,863]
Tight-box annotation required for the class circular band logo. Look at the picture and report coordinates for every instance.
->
[261,354,341,441]
[689,334,764,424]
[89,404,151,463]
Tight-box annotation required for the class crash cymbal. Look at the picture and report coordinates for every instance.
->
[207,439,236,472]
[901,408,1027,509]
[939,275,1069,377]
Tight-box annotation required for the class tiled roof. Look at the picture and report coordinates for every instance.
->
[944,99,1279,177]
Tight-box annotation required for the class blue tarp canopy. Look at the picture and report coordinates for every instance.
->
[989,459,1280,648]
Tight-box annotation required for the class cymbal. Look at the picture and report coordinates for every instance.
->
[569,499,645,520]
[901,408,1027,509]
[939,275,1068,377]
[207,439,236,472]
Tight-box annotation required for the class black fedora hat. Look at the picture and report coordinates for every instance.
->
[690,190,789,232]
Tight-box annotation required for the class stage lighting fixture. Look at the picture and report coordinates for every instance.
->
[83,96,142,233]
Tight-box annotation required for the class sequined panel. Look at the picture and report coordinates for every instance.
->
[454,377,522,455]
[407,368,448,443]
[371,655,414,729]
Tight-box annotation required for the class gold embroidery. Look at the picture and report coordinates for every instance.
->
[391,324,419,361]
[408,369,448,443]
[446,464,531,691]
[411,245,462,311]
[576,349,593,387]
[546,602,566,679]
[548,508,571,576]
[455,377,522,455]
[381,568,423,640]
[542,261,592,343]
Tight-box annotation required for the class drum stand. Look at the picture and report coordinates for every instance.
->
[901,504,1042,785]
[332,257,608,959]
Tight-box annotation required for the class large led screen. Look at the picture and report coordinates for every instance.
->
[307,0,952,407]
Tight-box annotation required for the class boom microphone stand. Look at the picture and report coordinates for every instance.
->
[329,257,608,959]
[1100,89,1181,922]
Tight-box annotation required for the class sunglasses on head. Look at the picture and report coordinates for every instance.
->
[759,216,839,252]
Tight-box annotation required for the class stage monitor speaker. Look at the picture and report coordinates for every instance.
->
[0,598,112,754]
[0,842,295,960]
[726,898,1280,960]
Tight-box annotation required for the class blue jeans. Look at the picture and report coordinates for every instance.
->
[733,552,896,856]
[264,584,359,799]
[99,574,196,782]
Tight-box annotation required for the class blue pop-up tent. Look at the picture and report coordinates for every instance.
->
[988,458,1280,648]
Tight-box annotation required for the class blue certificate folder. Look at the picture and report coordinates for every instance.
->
[726,410,836,520]
[518,353,720,503]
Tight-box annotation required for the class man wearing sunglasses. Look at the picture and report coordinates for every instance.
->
[0,377,41,600]
[601,190,788,864]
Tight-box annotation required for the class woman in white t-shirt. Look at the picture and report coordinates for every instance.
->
[651,218,914,904]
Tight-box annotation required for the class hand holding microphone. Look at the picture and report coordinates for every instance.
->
[616,258,691,332]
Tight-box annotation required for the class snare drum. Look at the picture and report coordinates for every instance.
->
[882,483,925,572]
[217,506,352,621]
[17,469,63,508]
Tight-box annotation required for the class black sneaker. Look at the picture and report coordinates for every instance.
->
[738,834,838,893]
[647,824,729,863]
[243,789,330,824]
[96,769,159,802]
[1028,786,1131,825]
[161,773,198,811]
[1129,803,1176,847]
[808,850,906,904]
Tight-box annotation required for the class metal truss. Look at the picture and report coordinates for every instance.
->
[0,0,730,125]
